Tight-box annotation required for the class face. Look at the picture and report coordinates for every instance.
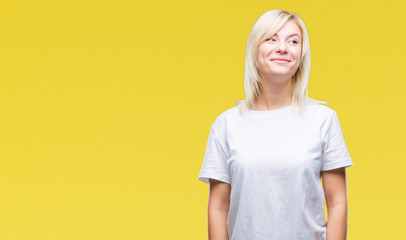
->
[256,20,302,81]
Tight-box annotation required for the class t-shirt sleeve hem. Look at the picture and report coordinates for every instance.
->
[198,173,230,184]
[321,158,354,171]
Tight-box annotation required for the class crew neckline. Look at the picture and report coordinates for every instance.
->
[248,104,293,117]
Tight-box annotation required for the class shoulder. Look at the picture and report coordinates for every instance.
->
[211,105,240,134]
[210,105,239,132]
[303,103,336,121]
[303,103,348,139]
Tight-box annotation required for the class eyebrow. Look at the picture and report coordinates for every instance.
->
[274,33,302,39]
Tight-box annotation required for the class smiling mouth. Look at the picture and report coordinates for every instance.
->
[271,59,290,63]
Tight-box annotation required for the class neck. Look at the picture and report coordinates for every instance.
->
[254,76,293,110]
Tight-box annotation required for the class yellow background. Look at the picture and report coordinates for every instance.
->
[0,0,405,239]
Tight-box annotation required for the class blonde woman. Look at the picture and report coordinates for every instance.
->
[198,9,354,240]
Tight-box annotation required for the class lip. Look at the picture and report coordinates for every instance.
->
[271,58,290,62]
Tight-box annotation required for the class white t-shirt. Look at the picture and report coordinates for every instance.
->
[198,103,354,240]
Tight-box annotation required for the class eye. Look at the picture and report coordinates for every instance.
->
[290,40,300,44]
[265,37,275,42]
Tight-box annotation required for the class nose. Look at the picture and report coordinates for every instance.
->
[275,42,288,53]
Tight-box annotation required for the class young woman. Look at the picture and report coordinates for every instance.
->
[198,9,354,240]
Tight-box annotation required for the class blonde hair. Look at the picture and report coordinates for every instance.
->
[236,9,328,115]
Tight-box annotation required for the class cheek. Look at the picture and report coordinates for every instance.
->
[257,49,266,63]
[257,47,271,63]
[258,44,273,54]
[294,48,302,59]
[257,47,265,57]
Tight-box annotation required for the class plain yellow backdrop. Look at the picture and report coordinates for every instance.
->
[0,0,405,239]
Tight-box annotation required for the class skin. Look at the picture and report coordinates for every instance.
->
[254,19,302,110]
[322,167,349,240]
[207,19,349,240]
[208,179,230,240]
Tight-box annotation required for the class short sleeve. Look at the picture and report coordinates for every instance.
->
[198,127,230,184]
[321,111,354,171]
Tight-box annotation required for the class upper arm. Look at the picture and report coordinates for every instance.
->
[321,167,348,209]
[321,111,353,171]
[208,178,231,212]
[198,126,231,185]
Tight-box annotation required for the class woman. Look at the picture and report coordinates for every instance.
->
[198,9,354,240]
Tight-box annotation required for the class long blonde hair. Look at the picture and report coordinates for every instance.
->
[236,9,328,115]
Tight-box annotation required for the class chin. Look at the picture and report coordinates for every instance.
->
[270,71,291,75]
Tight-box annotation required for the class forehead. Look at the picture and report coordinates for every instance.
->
[273,20,302,38]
